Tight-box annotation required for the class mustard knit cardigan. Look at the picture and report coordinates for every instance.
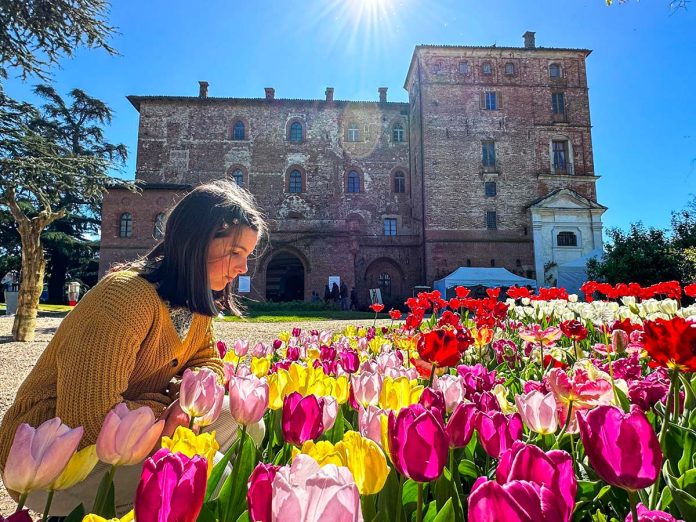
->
[0,270,225,472]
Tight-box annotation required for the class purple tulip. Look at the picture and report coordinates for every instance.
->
[247,462,280,522]
[457,364,502,399]
[282,392,325,446]
[446,402,477,448]
[475,411,523,458]
[625,503,684,522]
[388,404,449,482]
[577,405,662,491]
[134,448,207,522]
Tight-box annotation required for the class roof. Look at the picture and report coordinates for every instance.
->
[527,188,607,210]
[127,95,409,112]
[433,267,538,291]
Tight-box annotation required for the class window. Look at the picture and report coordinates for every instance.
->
[490,259,496,267]
[432,61,442,74]
[482,62,492,75]
[232,120,245,140]
[459,61,469,74]
[289,121,303,142]
[347,123,360,142]
[484,91,497,110]
[486,211,497,230]
[466,259,472,267]
[378,272,392,297]
[516,259,522,268]
[482,141,496,167]
[288,169,303,193]
[119,213,132,238]
[384,218,397,236]
[393,171,406,193]
[484,181,497,197]
[231,169,245,187]
[552,92,565,114]
[552,140,570,173]
[153,213,165,240]
[347,170,361,193]
[505,62,515,75]
[392,123,404,142]
[557,231,578,247]
[549,63,561,79]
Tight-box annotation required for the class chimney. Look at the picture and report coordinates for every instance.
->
[198,81,209,98]
[378,87,388,103]
[325,87,334,102]
[523,31,536,49]
[264,87,275,100]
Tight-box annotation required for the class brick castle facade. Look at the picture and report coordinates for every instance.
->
[99,32,606,306]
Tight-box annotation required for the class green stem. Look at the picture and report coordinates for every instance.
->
[649,369,680,509]
[428,363,436,388]
[188,416,195,430]
[395,474,404,522]
[628,490,639,522]
[225,425,247,515]
[41,490,54,522]
[554,400,574,448]
[417,482,423,522]
[16,492,28,512]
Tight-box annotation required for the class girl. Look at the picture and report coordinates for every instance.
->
[0,180,267,515]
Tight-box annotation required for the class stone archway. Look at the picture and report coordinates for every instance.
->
[363,257,406,304]
[265,251,305,302]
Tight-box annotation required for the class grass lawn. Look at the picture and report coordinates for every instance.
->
[0,303,73,313]
[218,310,380,322]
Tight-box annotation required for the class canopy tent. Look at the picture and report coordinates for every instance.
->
[557,248,604,297]
[433,267,537,298]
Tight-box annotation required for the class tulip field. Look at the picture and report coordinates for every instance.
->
[5,280,696,522]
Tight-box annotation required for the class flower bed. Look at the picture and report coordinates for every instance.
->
[3,281,696,521]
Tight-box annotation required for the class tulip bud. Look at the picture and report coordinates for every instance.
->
[179,367,226,422]
[228,375,269,425]
[96,404,164,466]
[247,463,280,522]
[282,392,325,446]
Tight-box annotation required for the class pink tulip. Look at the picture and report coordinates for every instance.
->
[134,448,207,522]
[358,405,385,447]
[518,325,562,346]
[475,411,524,458]
[547,368,614,433]
[228,375,269,425]
[271,454,362,521]
[282,392,325,446]
[252,342,269,358]
[496,442,576,522]
[446,402,477,448]
[515,390,558,435]
[625,503,684,522]
[179,367,226,422]
[3,418,83,494]
[434,374,466,413]
[388,404,449,482]
[247,462,280,522]
[577,405,662,491]
[350,371,382,408]
[322,396,338,431]
[96,403,164,466]
[234,339,250,357]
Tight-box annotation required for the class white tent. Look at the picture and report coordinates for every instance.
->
[557,248,604,297]
[433,267,537,296]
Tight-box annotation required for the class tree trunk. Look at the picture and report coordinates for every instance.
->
[12,229,46,342]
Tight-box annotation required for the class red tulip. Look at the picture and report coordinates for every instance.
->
[417,328,471,368]
[577,405,662,491]
[281,392,325,446]
[134,448,207,522]
[475,411,523,458]
[388,404,449,482]
[247,462,280,522]
[389,309,402,320]
[643,317,696,372]
[559,320,588,341]
[369,303,385,313]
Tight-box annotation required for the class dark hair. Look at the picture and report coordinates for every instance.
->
[118,180,267,316]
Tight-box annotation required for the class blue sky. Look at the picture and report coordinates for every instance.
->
[4,0,695,233]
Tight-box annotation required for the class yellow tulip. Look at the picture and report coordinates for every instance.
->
[330,376,350,404]
[161,426,219,477]
[51,445,98,491]
[251,356,271,378]
[335,431,389,495]
[379,376,423,411]
[357,327,367,337]
[279,331,291,344]
[267,369,290,410]
[288,363,309,395]
[306,346,321,361]
[82,510,134,522]
[223,351,244,365]
[294,440,345,467]
[492,384,518,415]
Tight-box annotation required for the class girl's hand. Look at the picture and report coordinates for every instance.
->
[159,399,195,438]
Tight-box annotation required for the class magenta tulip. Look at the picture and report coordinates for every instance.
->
[282,392,325,446]
[515,390,558,435]
[446,402,477,448]
[228,374,269,425]
[134,448,207,522]
[96,403,164,466]
[388,404,449,482]
[577,405,662,491]
[247,462,280,522]
[625,503,684,522]
[3,418,83,494]
[0,511,32,522]
[179,367,225,422]
[418,388,446,422]
[475,411,523,458]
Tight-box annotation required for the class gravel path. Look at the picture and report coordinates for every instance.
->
[0,313,390,515]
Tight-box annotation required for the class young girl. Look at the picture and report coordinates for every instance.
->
[0,180,267,515]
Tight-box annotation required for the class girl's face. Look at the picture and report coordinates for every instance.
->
[207,226,259,291]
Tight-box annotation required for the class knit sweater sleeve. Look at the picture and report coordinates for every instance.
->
[54,272,167,445]
[183,317,225,382]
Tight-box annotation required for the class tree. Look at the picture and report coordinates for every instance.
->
[0,0,116,80]
[0,87,130,340]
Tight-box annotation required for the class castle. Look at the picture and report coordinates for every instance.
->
[99,32,606,306]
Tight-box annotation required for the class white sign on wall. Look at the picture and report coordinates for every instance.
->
[369,288,383,305]
[328,276,341,288]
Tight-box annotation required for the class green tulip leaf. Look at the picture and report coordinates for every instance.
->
[205,437,240,501]
[457,459,478,480]
[680,373,696,411]
[235,510,250,522]
[361,493,377,521]
[433,498,456,522]
[218,431,258,522]
[614,386,632,414]
[663,461,696,521]
[196,501,218,522]
[401,479,419,520]
[681,469,696,496]
[376,467,401,518]
[433,467,452,510]
[324,405,345,444]
[63,503,85,522]
[423,500,439,522]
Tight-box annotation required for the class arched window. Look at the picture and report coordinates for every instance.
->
[231,169,245,187]
[153,213,166,240]
[347,123,360,142]
[289,121,303,142]
[232,120,245,140]
[346,170,361,193]
[549,63,561,79]
[119,213,132,238]
[288,169,303,193]
[392,123,404,143]
[557,231,578,247]
[393,171,406,193]
[505,62,515,75]
[378,272,392,297]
